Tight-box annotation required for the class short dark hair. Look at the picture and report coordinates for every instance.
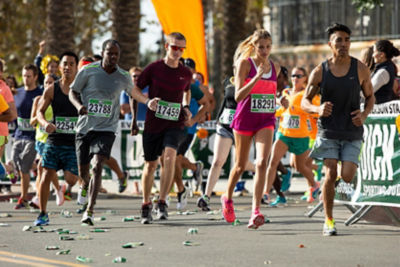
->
[60,51,79,65]
[102,39,120,51]
[326,23,351,38]
[93,54,102,61]
[23,64,38,77]
[167,32,186,43]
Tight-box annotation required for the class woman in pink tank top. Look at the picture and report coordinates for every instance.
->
[221,29,280,229]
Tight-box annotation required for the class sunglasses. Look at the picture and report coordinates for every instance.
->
[291,74,304,78]
[169,45,185,52]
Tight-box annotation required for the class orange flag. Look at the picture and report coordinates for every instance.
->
[151,0,208,84]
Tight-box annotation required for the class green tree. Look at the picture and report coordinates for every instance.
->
[352,0,383,12]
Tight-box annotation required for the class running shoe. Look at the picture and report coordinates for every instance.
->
[140,202,153,224]
[323,218,337,236]
[64,189,72,201]
[14,198,29,210]
[197,195,210,211]
[269,195,287,207]
[29,196,40,209]
[176,187,188,211]
[56,184,66,206]
[220,195,236,223]
[193,161,204,188]
[261,193,269,205]
[307,181,320,203]
[234,181,245,192]
[118,171,128,193]
[281,168,292,192]
[300,191,308,201]
[81,211,94,226]
[34,213,49,226]
[0,162,5,180]
[247,210,265,229]
[156,200,168,220]
[76,203,87,214]
[77,186,88,205]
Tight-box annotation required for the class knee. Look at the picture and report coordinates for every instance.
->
[212,158,225,168]
[232,163,246,176]
[145,162,158,173]
[255,159,268,171]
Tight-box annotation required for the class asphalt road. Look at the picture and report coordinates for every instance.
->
[0,193,399,267]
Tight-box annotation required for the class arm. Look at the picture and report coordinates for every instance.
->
[130,98,139,136]
[235,59,265,102]
[29,96,41,126]
[301,64,332,116]
[186,95,210,127]
[182,89,192,122]
[68,89,87,115]
[37,85,56,133]
[199,84,215,114]
[371,68,390,93]
[0,108,14,122]
[351,61,375,126]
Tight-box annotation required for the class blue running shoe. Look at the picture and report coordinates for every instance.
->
[270,196,287,207]
[234,181,245,192]
[281,169,292,192]
[34,213,49,226]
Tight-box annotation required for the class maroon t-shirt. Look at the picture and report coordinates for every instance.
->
[137,60,192,133]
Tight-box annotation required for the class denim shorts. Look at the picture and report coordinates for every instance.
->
[42,143,78,175]
[310,136,362,165]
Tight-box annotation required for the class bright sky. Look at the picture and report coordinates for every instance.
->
[92,0,161,54]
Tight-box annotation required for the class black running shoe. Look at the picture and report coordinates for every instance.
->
[119,171,128,193]
[81,211,94,226]
[156,200,168,220]
[197,195,211,211]
[140,203,153,224]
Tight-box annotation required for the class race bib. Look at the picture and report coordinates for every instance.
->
[219,108,236,125]
[250,94,275,113]
[55,117,78,134]
[88,99,112,118]
[155,100,181,121]
[282,114,300,129]
[17,117,34,131]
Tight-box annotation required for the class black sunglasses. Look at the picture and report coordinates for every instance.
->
[291,74,304,78]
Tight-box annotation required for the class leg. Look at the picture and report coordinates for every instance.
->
[340,161,358,183]
[252,128,274,211]
[294,151,316,188]
[173,155,185,193]
[141,160,158,203]
[78,164,91,189]
[38,168,57,213]
[104,156,125,179]
[265,140,288,194]
[205,135,232,197]
[86,154,107,213]
[20,172,30,200]
[159,147,177,201]
[323,159,338,220]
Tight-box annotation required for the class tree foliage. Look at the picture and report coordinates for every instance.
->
[351,0,384,12]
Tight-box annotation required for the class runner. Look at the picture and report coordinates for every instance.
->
[221,29,280,229]
[69,40,134,225]
[265,67,320,207]
[34,52,80,226]
[12,64,43,209]
[301,23,375,236]
[197,74,255,211]
[131,32,192,224]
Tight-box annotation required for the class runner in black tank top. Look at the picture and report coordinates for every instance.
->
[301,23,375,236]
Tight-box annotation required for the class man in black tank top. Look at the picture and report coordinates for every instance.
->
[33,52,80,226]
[301,23,375,236]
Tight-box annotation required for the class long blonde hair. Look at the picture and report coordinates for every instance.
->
[233,29,272,66]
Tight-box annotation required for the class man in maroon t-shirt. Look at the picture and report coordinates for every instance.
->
[131,32,192,224]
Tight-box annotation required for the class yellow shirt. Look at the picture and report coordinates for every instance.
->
[35,106,53,143]
[277,88,320,138]
[0,94,9,114]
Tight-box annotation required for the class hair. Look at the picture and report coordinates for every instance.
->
[293,66,308,84]
[129,66,142,74]
[45,73,58,81]
[280,66,288,80]
[0,58,4,72]
[233,29,272,65]
[6,75,18,89]
[195,72,204,83]
[93,54,102,61]
[102,39,120,51]
[167,32,186,43]
[360,46,374,71]
[375,40,400,60]
[23,64,38,77]
[326,23,351,38]
[60,51,79,65]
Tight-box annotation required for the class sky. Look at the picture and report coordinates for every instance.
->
[93,0,162,54]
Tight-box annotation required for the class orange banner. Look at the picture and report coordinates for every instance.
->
[151,0,208,84]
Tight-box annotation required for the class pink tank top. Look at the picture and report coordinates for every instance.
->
[230,58,277,132]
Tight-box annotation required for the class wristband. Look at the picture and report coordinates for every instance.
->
[145,99,150,106]
[183,105,189,109]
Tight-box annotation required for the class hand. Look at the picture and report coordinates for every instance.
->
[183,106,192,122]
[318,101,333,117]
[184,118,195,127]
[45,122,56,133]
[78,105,88,115]
[256,62,269,79]
[351,109,366,127]
[130,120,139,136]
[147,98,160,111]
[280,95,289,109]
[39,40,46,55]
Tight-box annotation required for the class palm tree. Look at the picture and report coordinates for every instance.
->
[46,0,75,56]
[111,0,140,70]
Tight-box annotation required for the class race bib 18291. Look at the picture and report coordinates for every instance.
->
[250,94,275,113]
[155,100,181,121]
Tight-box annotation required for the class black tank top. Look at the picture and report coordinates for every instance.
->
[319,57,363,140]
[47,81,78,146]
[372,60,396,104]
[217,77,237,132]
